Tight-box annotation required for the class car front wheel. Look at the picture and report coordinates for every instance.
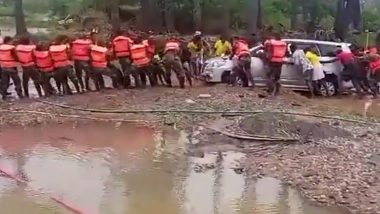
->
[221,71,231,83]
[320,79,337,96]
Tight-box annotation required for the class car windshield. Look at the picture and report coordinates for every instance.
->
[318,44,342,57]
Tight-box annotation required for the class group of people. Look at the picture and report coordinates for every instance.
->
[0,28,379,100]
[0,30,210,100]
[222,32,380,98]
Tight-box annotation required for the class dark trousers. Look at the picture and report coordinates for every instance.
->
[182,61,193,86]
[134,65,151,87]
[369,71,380,97]
[119,57,140,88]
[151,63,166,85]
[55,66,81,95]
[92,66,123,90]
[232,56,253,87]
[40,71,60,97]
[22,66,43,97]
[163,52,185,88]
[74,60,91,91]
[341,62,367,97]
[267,62,283,96]
[0,67,22,99]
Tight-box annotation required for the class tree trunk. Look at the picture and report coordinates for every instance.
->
[221,0,230,34]
[151,0,164,32]
[164,0,175,32]
[110,0,120,31]
[14,0,27,36]
[140,0,151,30]
[256,0,262,30]
[248,0,259,34]
[193,0,202,30]
[290,0,298,29]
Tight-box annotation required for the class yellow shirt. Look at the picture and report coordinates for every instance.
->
[305,51,321,65]
[214,40,232,57]
[187,41,203,53]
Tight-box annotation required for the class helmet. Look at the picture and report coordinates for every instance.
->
[194,31,202,37]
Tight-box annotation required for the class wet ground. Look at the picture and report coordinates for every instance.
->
[0,122,346,214]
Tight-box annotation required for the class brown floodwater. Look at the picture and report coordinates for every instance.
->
[0,122,347,214]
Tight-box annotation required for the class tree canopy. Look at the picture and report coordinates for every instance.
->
[5,0,380,38]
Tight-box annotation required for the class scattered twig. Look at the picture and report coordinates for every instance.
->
[206,126,298,142]
[38,100,379,125]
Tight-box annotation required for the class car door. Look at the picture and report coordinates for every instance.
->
[280,42,319,88]
[250,46,267,85]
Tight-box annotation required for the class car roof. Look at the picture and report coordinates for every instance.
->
[282,39,351,47]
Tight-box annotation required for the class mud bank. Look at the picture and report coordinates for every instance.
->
[193,114,380,214]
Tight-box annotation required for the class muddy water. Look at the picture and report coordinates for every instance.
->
[312,96,380,117]
[0,123,346,214]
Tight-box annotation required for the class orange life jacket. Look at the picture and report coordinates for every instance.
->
[269,39,287,63]
[72,39,92,61]
[113,36,132,58]
[91,45,108,69]
[34,50,54,72]
[143,39,155,59]
[164,41,180,53]
[16,44,36,67]
[236,40,250,58]
[0,44,17,68]
[49,45,71,68]
[130,43,150,67]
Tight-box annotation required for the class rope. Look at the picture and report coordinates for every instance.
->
[205,126,298,142]
[37,100,380,126]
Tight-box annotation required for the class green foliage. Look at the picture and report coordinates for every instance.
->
[362,8,380,32]
[13,0,380,36]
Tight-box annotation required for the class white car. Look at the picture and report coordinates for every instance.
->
[201,39,353,96]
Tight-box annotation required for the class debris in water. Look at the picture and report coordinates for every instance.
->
[198,94,212,99]
[185,99,196,104]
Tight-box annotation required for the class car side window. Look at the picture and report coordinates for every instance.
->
[250,46,264,55]
[290,43,321,56]
[318,44,340,57]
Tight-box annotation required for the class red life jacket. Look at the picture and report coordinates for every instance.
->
[368,47,378,54]
[49,45,71,68]
[269,39,287,63]
[337,51,354,65]
[113,36,132,58]
[130,43,150,67]
[72,39,92,61]
[34,50,54,72]
[236,40,250,58]
[370,57,380,74]
[0,44,17,68]
[16,44,36,67]
[91,45,108,69]
[164,41,180,53]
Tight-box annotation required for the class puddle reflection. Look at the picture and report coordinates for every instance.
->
[0,123,345,214]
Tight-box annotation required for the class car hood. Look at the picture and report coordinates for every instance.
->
[205,57,231,64]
